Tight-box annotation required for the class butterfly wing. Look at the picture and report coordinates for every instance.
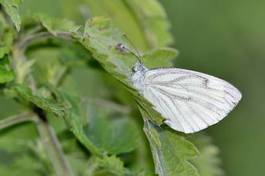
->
[142,68,242,133]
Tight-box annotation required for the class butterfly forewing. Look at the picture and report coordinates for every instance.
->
[142,68,241,133]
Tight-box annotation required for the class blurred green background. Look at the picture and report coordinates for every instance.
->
[161,1,265,176]
[1,0,264,176]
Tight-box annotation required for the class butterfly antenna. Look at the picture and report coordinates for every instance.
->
[122,34,142,63]
[88,32,142,63]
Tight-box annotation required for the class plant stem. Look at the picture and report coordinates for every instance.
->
[12,47,37,91]
[0,110,75,176]
[12,45,75,176]
[34,112,74,176]
[17,31,73,51]
[0,111,34,130]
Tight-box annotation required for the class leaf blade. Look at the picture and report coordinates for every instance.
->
[0,0,21,31]
[143,119,200,176]
[0,55,15,83]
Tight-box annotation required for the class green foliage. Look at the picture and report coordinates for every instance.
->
[0,124,49,175]
[85,106,139,155]
[190,134,224,176]
[83,0,173,50]
[37,14,80,36]
[0,19,15,83]
[123,0,173,48]
[0,55,14,83]
[93,155,127,176]
[80,17,137,82]
[0,29,14,58]
[75,17,172,125]
[0,0,21,31]
[142,47,178,68]
[12,84,68,117]
[51,90,101,156]
[0,1,224,176]
[144,119,199,176]
[0,138,50,175]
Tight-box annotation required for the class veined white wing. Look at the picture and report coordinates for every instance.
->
[141,68,242,133]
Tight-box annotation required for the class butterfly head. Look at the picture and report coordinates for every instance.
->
[131,62,148,91]
[132,62,147,73]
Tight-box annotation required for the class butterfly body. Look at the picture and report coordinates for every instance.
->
[131,62,242,133]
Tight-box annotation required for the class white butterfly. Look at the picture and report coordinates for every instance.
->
[131,62,242,133]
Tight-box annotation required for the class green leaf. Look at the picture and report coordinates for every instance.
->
[94,155,126,176]
[54,90,101,156]
[83,155,127,176]
[142,47,178,68]
[79,17,165,123]
[143,119,199,176]
[0,0,22,31]
[25,40,89,87]
[85,105,139,155]
[0,13,7,33]
[56,89,139,155]
[0,29,14,58]
[190,134,224,176]
[11,83,135,157]
[84,0,173,50]
[62,133,128,176]
[0,96,25,118]
[37,14,80,36]
[62,68,116,99]
[12,84,67,117]
[78,16,175,85]
[124,0,173,48]
[83,0,149,50]
[80,17,137,84]
[0,55,15,83]
[27,47,67,86]
[0,29,15,83]
[41,89,101,157]
[0,117,45,175]
[0,136,53,176]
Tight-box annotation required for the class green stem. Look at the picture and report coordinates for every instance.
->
[0,111,34,130]
[17,31,73,51]
[34,115,74,176]
[12,45,75,176]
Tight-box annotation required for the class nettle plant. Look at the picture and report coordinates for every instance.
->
[0,1,223,176]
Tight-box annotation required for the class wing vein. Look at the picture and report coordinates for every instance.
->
[152,87,198,132]
[148,87,186,132]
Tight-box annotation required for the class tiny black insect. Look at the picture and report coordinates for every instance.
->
[115,43,127,53]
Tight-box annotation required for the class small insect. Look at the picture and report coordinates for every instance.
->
[115,43,127,53]
[116,42,242,133]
